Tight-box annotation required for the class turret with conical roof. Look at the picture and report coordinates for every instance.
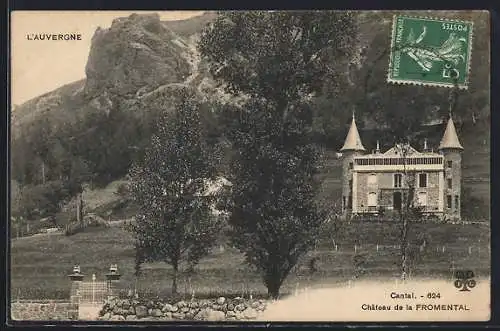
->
[439,114,463,221]
[340,113,365,217]
[341,113,366,152]
[439,114,464,151]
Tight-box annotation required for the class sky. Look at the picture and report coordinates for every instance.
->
[10,11,205,106]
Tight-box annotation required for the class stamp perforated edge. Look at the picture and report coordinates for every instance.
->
[386,14,474,89]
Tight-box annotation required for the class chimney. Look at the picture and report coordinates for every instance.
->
[423,138,429,152]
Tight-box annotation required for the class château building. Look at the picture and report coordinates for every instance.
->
[340,113,463,221]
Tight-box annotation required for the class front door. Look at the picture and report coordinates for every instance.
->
[393,192,402,211]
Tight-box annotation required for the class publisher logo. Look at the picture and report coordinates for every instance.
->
[454,270,476,292]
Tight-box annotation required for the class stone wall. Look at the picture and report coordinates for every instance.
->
[356,171,441,211]
[11,301,79,320]
[98,296,269,321]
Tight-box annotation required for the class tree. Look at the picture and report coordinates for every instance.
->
[133,239,145,295]
[128,88,222,294]
[199,11,357,298]
[394,143,416,281]
[16,180,72,220]
[394,142,427,280]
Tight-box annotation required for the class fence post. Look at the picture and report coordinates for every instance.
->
[92,274,96,304]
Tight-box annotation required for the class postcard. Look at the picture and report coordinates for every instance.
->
[9,10,490,322]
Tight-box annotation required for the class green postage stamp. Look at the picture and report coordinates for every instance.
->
[387,15,473,89]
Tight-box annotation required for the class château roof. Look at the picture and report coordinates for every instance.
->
[356,143,441,159]
[438,115,463,150]
[383,144,420,156]
[340,114,366,152]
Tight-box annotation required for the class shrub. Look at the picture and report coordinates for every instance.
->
[17,180,75,221]
[64,222,83,236]
[353,254,367,278]
[64,214,109,236]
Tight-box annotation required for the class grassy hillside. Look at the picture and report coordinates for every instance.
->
[11,220,490,300]
[48,119,489,227]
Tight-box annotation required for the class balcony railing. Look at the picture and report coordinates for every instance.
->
[356,205,442,214]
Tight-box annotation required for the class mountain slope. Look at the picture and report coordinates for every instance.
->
[10,11,490,221]
[12,13,217,137]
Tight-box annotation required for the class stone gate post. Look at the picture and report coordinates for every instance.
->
[105,264,121,300]
[68,265,84,304]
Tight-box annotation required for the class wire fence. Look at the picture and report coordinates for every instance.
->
[318,243,490,255]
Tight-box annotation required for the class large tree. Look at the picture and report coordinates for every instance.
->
[199,11,357,298]
[128,88,222,294]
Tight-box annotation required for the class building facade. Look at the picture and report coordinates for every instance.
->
[340,114,463,221]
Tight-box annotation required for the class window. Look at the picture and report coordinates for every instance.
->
[447,160,453,168]
[447,178,452,189]
[367,192,377,207]
[455,195,460,211]
[348,195,352,208]
[368,174,377,185]
[349,179,353,191]
[447,195,452,209]
[417,192,427,206]
[418,173,427,188]
[349,162,353,169]
[394,173,402,188]
[342,196,346,211]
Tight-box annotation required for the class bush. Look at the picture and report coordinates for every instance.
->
[64,222,83,236]
[17,180,75,220]
[353,254,367,278]
[114,182,130,199]
[461,186,489,221]
[64,214,109,236]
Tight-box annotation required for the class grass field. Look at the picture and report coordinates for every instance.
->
[11,220,490,301]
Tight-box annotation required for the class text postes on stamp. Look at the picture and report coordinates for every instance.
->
[388,15,473,89]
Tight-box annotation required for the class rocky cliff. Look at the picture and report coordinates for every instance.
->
[12,12,218,136]
[84,13,190,98]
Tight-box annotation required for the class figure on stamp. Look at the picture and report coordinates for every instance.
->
[402,26,467,72]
